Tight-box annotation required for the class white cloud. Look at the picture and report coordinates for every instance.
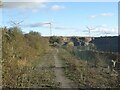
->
[33,0,46,2]
[90,13,114,19]
[1,2,46,9]
[24,22,81,32]
[0,2,47,15]
[100,13,114,16]
[54,26,80,31]
[90,15,97,18]
[32,9,39,13]
[89,25,118,36]
[1,2,65,13]
[3,0,119,2]
[3,0,46,2]
[51,5,65,10]
[24,22,51,28]
[82,25,118,36]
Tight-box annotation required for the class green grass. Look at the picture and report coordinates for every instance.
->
[74,50,96,63]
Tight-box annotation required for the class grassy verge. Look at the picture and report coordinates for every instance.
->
[58,48,119,88]
[3,48,60,88]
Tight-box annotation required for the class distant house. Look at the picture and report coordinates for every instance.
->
[62,37,70,42]
[84,37,93,46]
[73,41,80,46]
[61,37,70,46]
[60,37,94,47]
[61,37,70,45]
[63,42,68,46]
[80,41,85,46]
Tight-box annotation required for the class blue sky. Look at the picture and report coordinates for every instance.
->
[1,2,118,36]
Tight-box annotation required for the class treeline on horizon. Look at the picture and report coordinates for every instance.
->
[48,35,119,53]
[1,26,119,53]
[50,35,119,53]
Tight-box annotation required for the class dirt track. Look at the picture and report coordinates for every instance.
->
[54,49,78,89]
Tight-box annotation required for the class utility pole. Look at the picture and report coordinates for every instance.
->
[104,31,110,37]
[86,26,92,37]
[86,26,95,37]
[50,23,52,36]
[43,22,52,36]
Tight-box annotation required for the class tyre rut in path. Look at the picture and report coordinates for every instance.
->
[54,49,78,89]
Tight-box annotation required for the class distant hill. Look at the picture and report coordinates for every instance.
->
[91,36,119,52]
